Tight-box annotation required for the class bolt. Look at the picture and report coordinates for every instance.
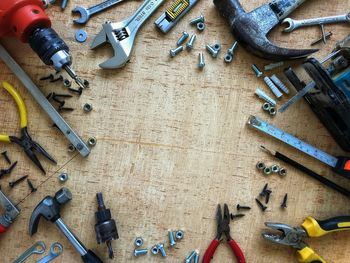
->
[251,64,263,78]
[134,237,143,247]
[255,198,267,212]
[1,151,11,164]
[264,76,283,98]
[186,34,197,50]
[279,168,287,177]
[255,88,277,107]
[311,32,332,46]
[157,243,166,257]
[168,229,176,247]
[198,52,205,69]
[270,74,289,94]
[194,251,199,263]
[237,204,251,210]
[281,193,288,209]
[264,61,284,71]
[185,250,197,263]
[227,41,238,56]
[190,15,205,25]
[169,46,183,57]
[230,213,245,219]
[206,45,219,58]
[60,0,68,10]
[9,175,28,188]
[259,183,268,197]
[177,32,189,46]
[83,103,93,112]
[134,248,148,257]
[196,22,205,31]
[27,179,37,192]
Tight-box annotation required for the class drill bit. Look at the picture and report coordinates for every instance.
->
[63,64,87,90]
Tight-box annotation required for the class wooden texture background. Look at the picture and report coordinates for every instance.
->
[0,0,350,262]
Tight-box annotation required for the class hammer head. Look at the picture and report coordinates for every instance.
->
[29,188,72,236]
[213,0,318,60]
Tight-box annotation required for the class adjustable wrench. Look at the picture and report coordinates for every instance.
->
[37,243,63,263]
[13,241,46,263]
[72,0,128,25]
[90,0,164,69]
[282,12,350,32]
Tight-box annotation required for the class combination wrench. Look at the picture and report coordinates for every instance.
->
[282,12,350,32]
[36,243,63,263]
[72,0,128,24]
[13,241,46,263]
[90,0,164,69]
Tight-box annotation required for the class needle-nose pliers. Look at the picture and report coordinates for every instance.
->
[202,204,246,263]
[0,81,56,174]
[262,216,350,263]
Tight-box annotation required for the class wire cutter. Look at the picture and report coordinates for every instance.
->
[0,82,56,174]
[262,216,350,263]
[202,204,245,263]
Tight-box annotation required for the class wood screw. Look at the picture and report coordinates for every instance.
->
[9,175,28,188]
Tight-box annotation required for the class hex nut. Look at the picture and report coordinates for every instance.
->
[134,237,143,247]
[262,102,271,111]
[88,137,97,147]
[196,22,205,31]
[83,103,93,112]
[263,167,272,175]
[271,165,280,173]
[67,144,76,152]
[279,168,287,177]
[58,173,69,182]
[256,161,265,170]
[213,43,221,52]
[224,54,233,63]
[63,79,71,87]
[175,230,184,240]
[151,246,159,255]
[269,107,276,116]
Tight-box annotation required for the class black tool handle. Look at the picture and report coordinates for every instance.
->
[269,0,306,20]
[82,250,104,263]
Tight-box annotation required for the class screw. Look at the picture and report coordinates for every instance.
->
[83,103,93,112]
[259,183,268,197]
[281,193,288,209]
[177,31,189,46]
[279,168,287,177]
[157,243,166,257]
[270,75,289,94]
[168,229,176,247]
[206,45,219,58]
[198,52,205,69]
[40,74,54,81]
[9,175,28,188]
[185,250,197,263]
[311,32,332,46]
[255,198,267,212]
[169,46,183,57]
[50,75,63,83]
[190,15,205,25]
[237,204,251,210]
[264,76,283,98]
[27,179,37,192]
[196,22,205,31]
[68,87,83,95]
[251,64,263,78]
[255,88,277,107]
[265,191,271,204]
[186,34,197,50]
[134,248,148,257]
[1,151,11,164]
[230,213,245,219]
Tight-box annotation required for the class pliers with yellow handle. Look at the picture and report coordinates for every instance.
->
[262,216,350,263]
[0,81,56,174]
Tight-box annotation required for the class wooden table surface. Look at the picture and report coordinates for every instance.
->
[1,0,350,262]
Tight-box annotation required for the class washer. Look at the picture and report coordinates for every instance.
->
[75,29,88,43]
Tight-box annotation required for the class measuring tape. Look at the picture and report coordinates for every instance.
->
[247,115,350,178]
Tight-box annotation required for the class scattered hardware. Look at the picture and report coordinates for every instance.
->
[271,165,280,173]
[36,242,63,263]
[190,14,205,25]
[282,13,350,33]
[265,190,271,204]
[248,115,350,178]
[29,188,103,262]
[0,1,87,89]
[157,243,166,257]
[0,161,18,178]
[281,193,288,208]
[58,173,69,182]
[255,88,276,106]
[1,151,11,164]
[311,32,332,46]
[83,103,93,112]
[263,77,283,98]
[91,0,165,69]
[237,204,251,211]
[40,74,55,81]
[255,198,267,212]
[9,175,28,188]
[134,248,148,257]
[63,79,72,87]
[198,52,205,69]
[264,61,284,71]
[256,161,265,170]
[60,0,69,10]
[259,183,268,197]
[213,0,318,60]
[13,241,46,263]
[88,137,97,147]
[27,179,37,192]
[151,245,159,255]
[268,107,276,116]
[206,44,219,58]
[170,46,184,57]
[262,102,271,111]
[224,41,238,63]
[263,166,271,175]
[186,34,196,49]
[175,230,184,240]
[194,251,199,263]
[50,75,63,83]
[135,237,143,247]
[230,213,245,219]
[185,250,197,263]
[72,0,129,24]
[155,0,200,33]
[196,22,205,31]
[270,75,289,94]
[260,145,350,198]
[95,192,119,259]
[202,204,245,263]
[0,190,20,234]
[168,230,176,246]
[279,168,287,177]
[0,45,91,157]
[262,216,350,262]
[67,144,76,152]
[0,82,56,173]
[251,64,263,78]
[75,29,88,43]
[177,32,189,46]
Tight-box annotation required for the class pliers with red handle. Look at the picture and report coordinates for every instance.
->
[202,204,246,263]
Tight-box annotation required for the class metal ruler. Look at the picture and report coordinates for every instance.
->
[0,44,90,157]
[247,115,338,168]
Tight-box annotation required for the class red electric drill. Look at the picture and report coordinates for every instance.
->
[0,0,86,89]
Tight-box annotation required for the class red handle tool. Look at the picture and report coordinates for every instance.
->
[0,190,20,234]
[202,238,246,263]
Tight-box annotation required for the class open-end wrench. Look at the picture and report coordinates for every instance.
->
[13,241,46,263]
[36,243,63,263]
[282,12,350,32]
[90,0,164,69]
[72,0,128,24]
